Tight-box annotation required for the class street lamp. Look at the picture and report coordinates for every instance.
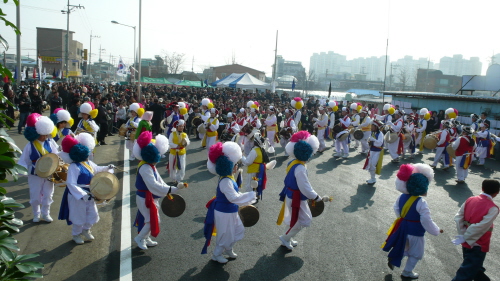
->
[111,20,136,83]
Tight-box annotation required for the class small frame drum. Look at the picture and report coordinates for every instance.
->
[239,205,260,227]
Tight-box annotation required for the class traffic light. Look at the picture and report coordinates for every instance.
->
[83,49,88,61]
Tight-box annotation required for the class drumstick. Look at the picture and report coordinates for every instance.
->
[113,166,129,174]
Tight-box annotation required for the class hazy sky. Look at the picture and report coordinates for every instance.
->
[2,0,498,76]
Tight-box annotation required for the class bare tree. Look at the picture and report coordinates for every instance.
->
[397,67,411,91]
[161,50,186,74]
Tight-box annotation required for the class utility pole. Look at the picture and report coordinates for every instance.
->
[272,30,278,92]
[138,0,142,100]
[89,31,99,80]
[16,1,20,84]
[191,56,194,73]
[62,0,84,82]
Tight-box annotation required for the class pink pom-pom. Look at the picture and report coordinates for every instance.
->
[290,131,311,143]
[208,142,224,164]
[87,102,95,110]
[137,131,152,149]
[139,103,144,108]
[53,108,64,114]
[397,164,414,182]
[293,97,302,102]
[254,101,260,107]
[454,108,458,116]
[26,113,42,127]
[61,135,79,153]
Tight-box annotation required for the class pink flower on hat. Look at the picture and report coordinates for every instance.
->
[290,131,311,143]
[62,135,79,153]
[208,142,224,163]
[137,131,152,148]
[26,113,42,127]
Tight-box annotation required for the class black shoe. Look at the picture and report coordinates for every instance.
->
[387,258,394,270]
[100,141,108,145]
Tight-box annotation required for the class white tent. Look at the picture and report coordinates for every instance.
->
[211,73,270,89]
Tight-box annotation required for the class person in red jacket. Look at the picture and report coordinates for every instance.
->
[452,179,499,281]
[451,126,476,184]
[431,120,451,170]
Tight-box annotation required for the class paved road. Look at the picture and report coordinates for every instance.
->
[6,127,500,281]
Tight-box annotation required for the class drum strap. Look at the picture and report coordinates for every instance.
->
[32,141,49,156]
[81,162,94,175]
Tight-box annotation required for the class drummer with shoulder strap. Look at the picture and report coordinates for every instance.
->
[57,133,115,245]
[279,109,297,156]
[358,107,372,154]
[133,131,186,250]
[18,114,59,223]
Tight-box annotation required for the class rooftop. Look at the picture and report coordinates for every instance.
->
[380,91,500,103]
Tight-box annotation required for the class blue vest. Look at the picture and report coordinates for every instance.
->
[136,164,161,199]
[167,113,180,138]
[398,194,425,237]
[29,141,52,175]
[53,128,71,143]
[478,131,490,147]
[126,116,140,127]
[71,162,93,194]
[370,132,384,152]
[281,162,307,201]
[214,177,239,213]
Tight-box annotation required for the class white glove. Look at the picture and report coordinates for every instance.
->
[315,195,323,202]
[177,182,187,189]
[108,164,116,169]
[321,196,330,202]
[313,118,318,121]
[451,235,465,245]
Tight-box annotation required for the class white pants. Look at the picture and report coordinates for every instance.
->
[415,132,424,151]
[136,196,161,225]
[317,129,326,151]
[365,150,380,180]
[169,153,186,182]
[476,147,488,163]
[126,139,135,159]
[387,138,400,159]
[244,136,253,156]
[267,130,276,147]
[403,140,414,155]
[335,137,349,156]
[456,155,469,181]
[205,136,217,155]
[68,194,99,235]
[28,175,54,217]
[432,146,449,167]
[283,197,312,227]
[244,172,257,192]
[213,210,245,256]
[361,131,371,153]
[350,130,360,147]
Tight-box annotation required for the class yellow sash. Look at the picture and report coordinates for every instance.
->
[82,120,94,132]
[381,195,419,248]
[202,118,218,147]
[81,161,94,175]
[375,148,384,175]
[361,116,371,131]
[170,132,187,155]
[32,141,48,156]
[247,148,263,173]
[277,160,306,225]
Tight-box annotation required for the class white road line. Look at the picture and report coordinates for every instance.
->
[120,143,133,281]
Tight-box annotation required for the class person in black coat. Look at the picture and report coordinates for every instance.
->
[147,98,165,135]
[50,92,63,114]
[31,90,43,114]
[16,91,31,134]
[96,97,110,145]
[68,99,81,132]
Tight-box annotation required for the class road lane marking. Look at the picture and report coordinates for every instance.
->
[120,144,133,281]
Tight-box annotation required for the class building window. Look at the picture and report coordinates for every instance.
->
[439,79,448,85]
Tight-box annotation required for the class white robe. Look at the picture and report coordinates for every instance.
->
[18,140,60,216]
[168,132,190,182]
[66,161,111,234]
[393,195,440,260]
[213,177,255,255]
[283,164,319,228]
